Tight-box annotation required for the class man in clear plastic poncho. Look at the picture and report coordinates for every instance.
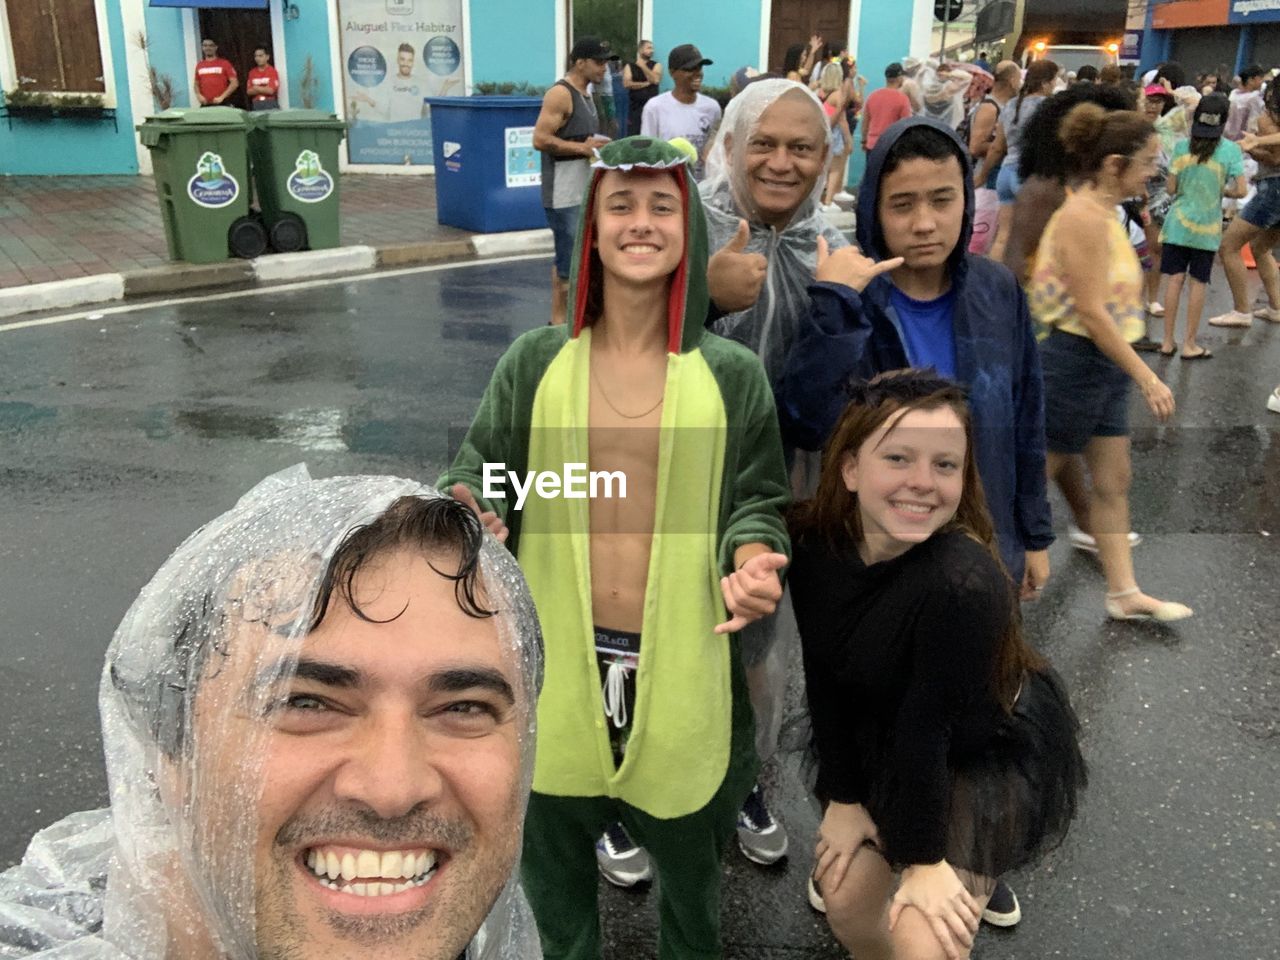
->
[678,78,862,872]
[0,467,543,960]
[700,78,851,389]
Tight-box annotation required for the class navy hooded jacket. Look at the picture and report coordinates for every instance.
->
[776,116,1054,582]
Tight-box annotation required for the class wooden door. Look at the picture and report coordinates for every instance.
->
[768,0,850,75]
[7,0,106,92]
[198,9,273,110]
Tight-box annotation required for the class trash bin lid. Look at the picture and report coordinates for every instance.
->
[255,108,347,130]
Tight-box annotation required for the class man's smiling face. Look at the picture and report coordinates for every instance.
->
[192,548,524,960]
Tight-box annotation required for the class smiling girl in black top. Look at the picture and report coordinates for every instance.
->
[789,370,1085,960]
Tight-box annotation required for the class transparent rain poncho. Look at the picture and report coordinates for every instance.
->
[0,466,543,960]
[700,78,851,388]
[908,58,973,130]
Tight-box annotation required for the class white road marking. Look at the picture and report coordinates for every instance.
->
[0,253,549,334]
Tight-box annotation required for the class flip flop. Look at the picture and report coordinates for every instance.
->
[1181,347,1213,360]
[1158,346,1177,357]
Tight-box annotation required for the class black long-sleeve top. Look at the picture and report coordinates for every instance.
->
[790,528,1012,866]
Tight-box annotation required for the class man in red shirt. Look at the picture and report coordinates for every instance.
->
[860,62,913,154]
[194,38,238,107]
[246,46,281,110]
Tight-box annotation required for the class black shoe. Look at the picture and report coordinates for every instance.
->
[1131,336,1161,353]
[981,879,1021,927]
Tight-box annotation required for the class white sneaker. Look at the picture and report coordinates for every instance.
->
[1068,524,1143,553]
[1146,301,1165,317]
[1268,387,1280,414]
[807,874,827,914]
[1208,309,1253,327]
[595,823,653,887]
[1253,306,1280,323]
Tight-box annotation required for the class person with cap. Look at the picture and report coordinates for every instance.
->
[640,44,724,181]
[1156,92,1247,359]
[623,40,662,137]
[442,136,790,960]
[533,36,617,326]
[860,64,913,155]
[0,466,545,960]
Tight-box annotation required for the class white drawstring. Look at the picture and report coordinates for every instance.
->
[602,660,630,729]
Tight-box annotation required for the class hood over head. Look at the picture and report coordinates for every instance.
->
[856,115,974,276]
[568,135,709,354]
[700,79,849,383]
[0,466,543,960]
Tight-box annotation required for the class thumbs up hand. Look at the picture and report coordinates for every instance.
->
[715,551,788,634]
[708,219,768,313]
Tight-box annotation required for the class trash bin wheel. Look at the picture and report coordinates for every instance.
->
[228,215,268,259]
[268,212,308,254]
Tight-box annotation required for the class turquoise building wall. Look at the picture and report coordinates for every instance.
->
[142,5,191,110]
[282,4,335,111]
[0,1,138,175]
[651,0,761,90]
[470,0,558,85]
[850,1,922,186]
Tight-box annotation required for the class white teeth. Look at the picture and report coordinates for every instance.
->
[356,849,380,879]
[380,851,402,880]
[308,847,439,887]
[893,502,931,514]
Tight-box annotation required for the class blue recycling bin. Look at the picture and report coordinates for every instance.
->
[425,96,545,233]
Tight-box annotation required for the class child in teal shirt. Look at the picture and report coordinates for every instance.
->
[1158,93,1247,359]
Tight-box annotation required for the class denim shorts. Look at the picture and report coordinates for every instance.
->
[544,205,581,280]
[1241,177,1280,230]
[1039,330,1132,454]
[996,163,1021,205]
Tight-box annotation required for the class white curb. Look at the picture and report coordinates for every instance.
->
[252,246,378,283]
[470,229,554,258]
[0,274,125,320]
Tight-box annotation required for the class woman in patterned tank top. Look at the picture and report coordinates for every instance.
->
[1029,104,1193,624]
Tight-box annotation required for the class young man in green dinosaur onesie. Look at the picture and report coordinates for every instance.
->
[442,136,791,959]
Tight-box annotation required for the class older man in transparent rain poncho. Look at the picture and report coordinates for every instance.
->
[0,467,544,960]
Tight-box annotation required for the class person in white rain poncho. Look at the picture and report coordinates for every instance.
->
[0,467,543,960]
[701,78,851,389]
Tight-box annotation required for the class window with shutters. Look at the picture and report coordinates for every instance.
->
[4,0,106,93]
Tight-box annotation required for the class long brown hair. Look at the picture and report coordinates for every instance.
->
[1058,102,1154,181]
[1015,59,1059,122]
[790,369,1043,709]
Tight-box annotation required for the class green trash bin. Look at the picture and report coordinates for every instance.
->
[137,107,266,263]
[246,109,347,252]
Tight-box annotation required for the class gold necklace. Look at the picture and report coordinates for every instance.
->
[590,365,664,420]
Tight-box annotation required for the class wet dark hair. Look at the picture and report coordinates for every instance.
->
[1266,80,1280,124]
[1189,135,1219,164]
[782,44,806,75]
[1154,61,1185,89]
[1059,103,1154,180]
[1240,64,1266,83]
[254,45,270,57]
[1015,60,1059,122]
[310,495,493,627]
[1017,83,1136,181]
[118,495,491,758]
[880,123,966,179]
[1076,65,1099,83]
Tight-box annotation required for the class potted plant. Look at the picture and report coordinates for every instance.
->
[4,89,109,119]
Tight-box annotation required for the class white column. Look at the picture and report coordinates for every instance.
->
[758,0,771,72]
[119,0,156,174]
[270,0,290,108]
[909,0,934,59]
[846,0,862,56]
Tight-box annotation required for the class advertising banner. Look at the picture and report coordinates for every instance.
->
[338,0,465,165]
[1229,0,1280,23]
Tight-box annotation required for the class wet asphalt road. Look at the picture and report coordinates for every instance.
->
[1,256,1277,959]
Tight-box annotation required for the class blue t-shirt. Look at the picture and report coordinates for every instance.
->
[891,286,957,378]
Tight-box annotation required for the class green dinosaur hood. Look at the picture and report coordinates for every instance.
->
[567,136,710,354]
